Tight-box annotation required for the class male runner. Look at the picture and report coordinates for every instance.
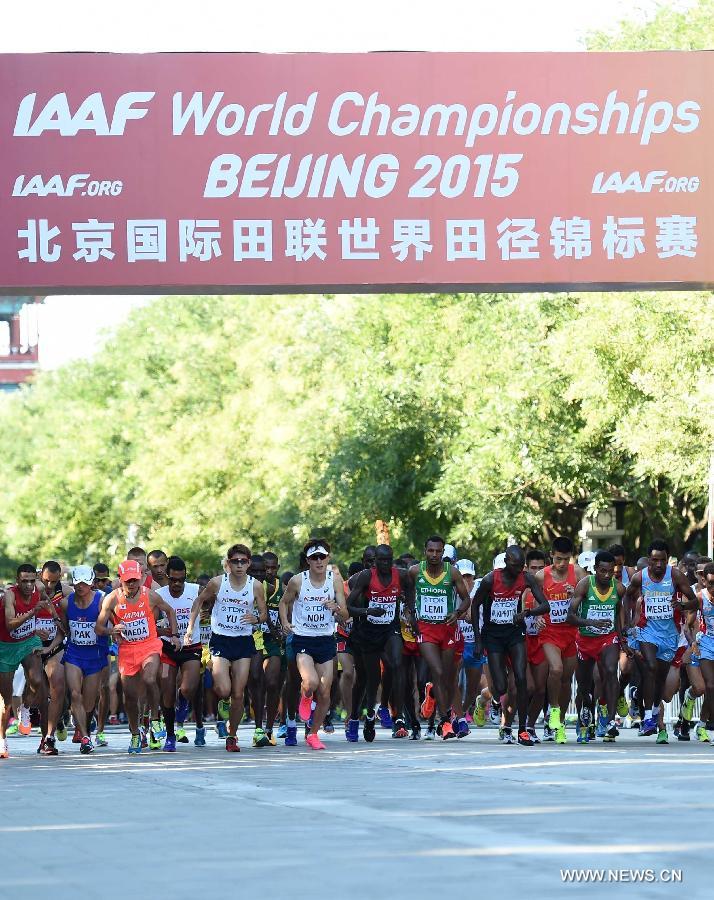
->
[246,554,271,747]
[471,545,550,746]
[521,550,548,743]
[345,544,407,741]
[93,563,113,594]
[567,551,627,742]
[260,551,286,745]
[455,559,485,737]
[279,539,348,750]
[405,535,472,740]
[36,560,71,747]
[156,556,201,752]
[185,544,267,752]
[96,560,181,753]
[60,566,109,755]
[0,565,52,758]
[623,539,698,736]
[147,550,169,589]
[696,563,714,740]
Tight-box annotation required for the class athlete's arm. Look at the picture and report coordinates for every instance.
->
[327,572,349,623]
[150,591,180,648]
[279,574,300,634]
[673,568,699,611]
[613,581,631,654]
[95,591,121,637]
[184,577,218,646]
[345,570,374,617]
[248,580,268,627]
[403,566,419,635]
[5,588,36,632]
[564,576,605,631]
[622,572,642,629]
[471,574,494,656]
[521,572,550,619]
[448,566,471,623]
[39,595,68,654]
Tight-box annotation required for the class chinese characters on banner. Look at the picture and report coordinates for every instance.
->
[0,51,712,292]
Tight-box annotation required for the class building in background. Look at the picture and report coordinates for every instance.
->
[0,297,41,391]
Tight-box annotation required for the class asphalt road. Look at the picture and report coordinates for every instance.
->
[1,722,709,899]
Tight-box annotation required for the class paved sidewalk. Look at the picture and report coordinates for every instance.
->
[2,724,710,899]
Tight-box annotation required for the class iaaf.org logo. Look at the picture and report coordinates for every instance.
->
[12,174,123,197]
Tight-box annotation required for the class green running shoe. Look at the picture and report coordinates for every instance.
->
[252,727,271,748]
[656,728,668,744]
[697,724,710,742]
[218,700,231,721]
[682,693,696,723]
[176,727,189,744]
[616,695,629,718]
[128,733,142,754]
[95,731,108,747]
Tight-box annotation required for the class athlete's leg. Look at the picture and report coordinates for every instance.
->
[542,642,564,719]
[0,671,15,741]
[263,655,284,734]
[65,663,90,738]
[381,634,404,722]
[161,660,179,739]
[527,658,548,729]
[639,642,658,712]
[248,651,266,729]
[22,651,48,739]
[657,664,681,728]
[139,655,161,723]
[97,665,110,732]
[597,644,620,722]
[227,657,252,737]
[121,674,141,735]
[350,650,368,720]
[509,642,528,733]
[43,653,65,739]
[338,651,355,715]
[699,659,714,730]
[575,657,596,717]
[308,660,334,737]
[418,642,448,716]
[559,653,577,720]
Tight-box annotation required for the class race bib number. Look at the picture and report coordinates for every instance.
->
[549,598,570,624]
[459,619,475,643]
[122,616,150,642]
[10,615,35,640]
[490,598,518,625]
[37,617,57,641]
[200,622,212,645]
[645,595,672,621]
[175,608,191,639]
[419,595,447,622]
[367,599,396,625]
[300,599,331,631]
[70,620,97,646]
[525,616,538,637]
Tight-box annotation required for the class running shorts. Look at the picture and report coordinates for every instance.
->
[0,636,42,674]
[41,639,65,662]
[348,626,401,656]
[402,638,420,658]
[526,634,545,667]
[418,621,463,652]
[63,647,108,676]
[160,641,202,668]
[481,624,525,655]
[336,639,351,654]
[698,634,714,662]
[639,620,678,663]
[292,634,336,664]
[117,637,162,677]
[461,641,487,669]
[262,635,285,660]
[576,632,619,662]
[209,633,256,662]
[671,644,687,669]
[538,624,577,659]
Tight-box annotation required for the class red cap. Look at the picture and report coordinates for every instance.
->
[118,560,143,582]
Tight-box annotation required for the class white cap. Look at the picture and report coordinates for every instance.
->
[71,565,94,586]
[578,551,597,574]
[493,553,506,570]
[306,544,329,558]
[442,544,457,563]
[456,559,476,577]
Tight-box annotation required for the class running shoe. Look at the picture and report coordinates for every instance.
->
[218,699,231,721]
[616,694,629,718]
[420,683,436,720]
[555,725,567,744]
[128,734,142,754]
[39,736,58,756]
[673,717,682,738]
[465,712,474,725]
[641,716,658,737]
[501,728,514,745]
[630,717,641,730]
[392,719,408,739]
[441,719,456,740]
[252,727,271,748]
[18,707,32,735]
[656,728,668,745]
[489,703,501,727]
[456,718,470,739]
[140,727,148,749]
[225,736,240,752]
[80,736,94,755]
[108,715,119,726]
[363,716,376,743]
[682,691,696,723]
[410,724,421,740]
[474,699,486,728]
[606,721,619,740]
[216,719,228,738]
[576,726,589,743]
[151,719,166,739]
[677,721,691,741]
[56,720,67,742]
[517,730,534,746]
[0,739,8,759]
[547,707,561,731]
[163,736,177,752]
[527,727,541,744]
[266,731,277,746]
[285,725,298,747]
[595,712,607,738]
[378,705,393,729]
[194,727,207,747]
[696,724,710,742]
[176,694,190,723]
[176,727,189,744]
[323,715,335,734]
[298,692,313,723]
[306,733,325,750]
[72,725,82,744]
[277,723,287,739]
[118,712,128,724]
[424,726,437,741]
[542,724,555,742]
[6,721,18,737]
[148,725,162,750]
[588,723,596,742]
[95,732,108,747]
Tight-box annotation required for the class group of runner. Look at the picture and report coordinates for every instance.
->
[1,532,712,757]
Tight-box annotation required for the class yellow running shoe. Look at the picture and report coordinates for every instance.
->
[555,724,567,744]
[548,707,561,731]
[616,695,629,718]
[696,725,710,743]
[474,699,486,728]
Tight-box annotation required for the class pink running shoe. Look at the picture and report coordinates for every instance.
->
[305,733,325,750]
[298,692,313,723]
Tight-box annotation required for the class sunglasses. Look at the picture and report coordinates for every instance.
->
[309,554,328,561]
[229,557,250,566]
